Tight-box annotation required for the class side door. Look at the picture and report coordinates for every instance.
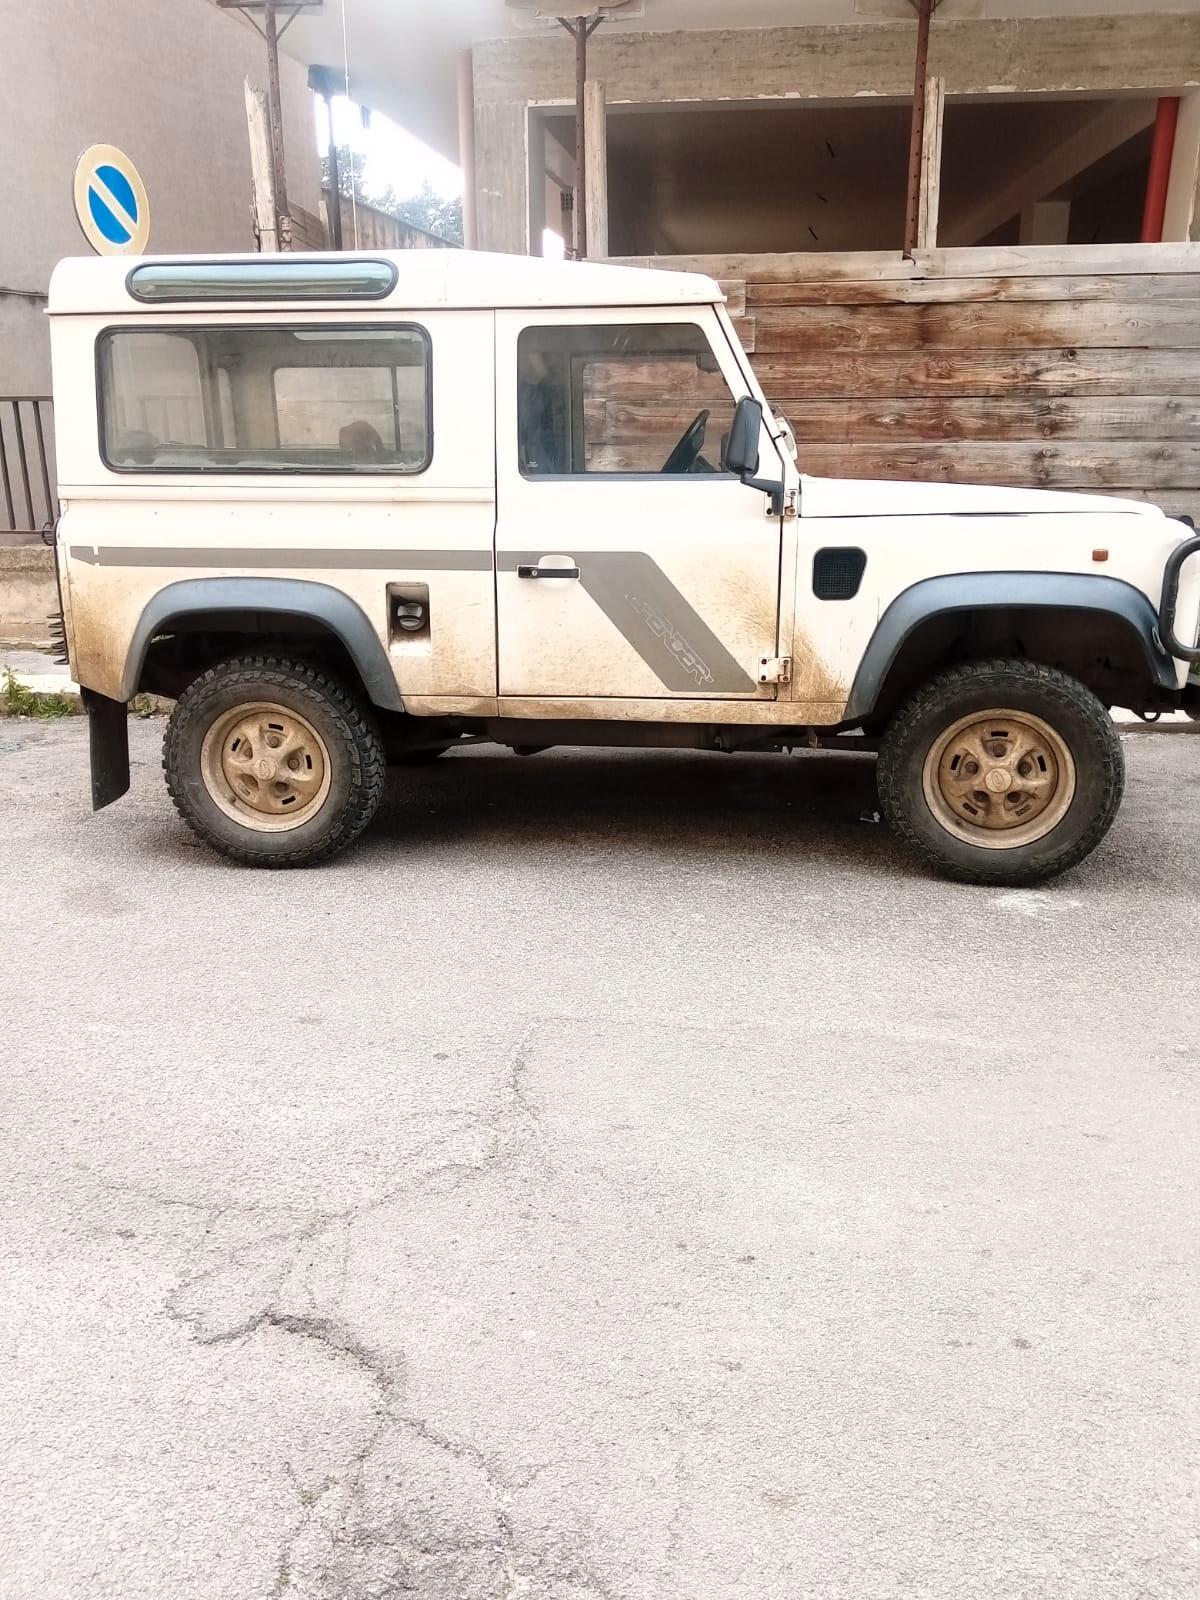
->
[494,307,785,708]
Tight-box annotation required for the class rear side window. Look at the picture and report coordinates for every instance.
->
[98,325,431,474]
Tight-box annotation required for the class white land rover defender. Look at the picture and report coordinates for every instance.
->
[47,250,1200,884]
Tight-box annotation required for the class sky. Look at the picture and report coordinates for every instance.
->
[313,94,463,201]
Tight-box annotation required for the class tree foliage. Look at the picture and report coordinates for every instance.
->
[321,148,464,245]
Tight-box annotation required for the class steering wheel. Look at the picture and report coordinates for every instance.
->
[661,409,710,475]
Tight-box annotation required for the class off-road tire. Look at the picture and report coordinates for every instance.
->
[877,660,1124,886]
[163,656,385,867]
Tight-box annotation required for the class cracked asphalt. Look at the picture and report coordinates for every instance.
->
[1,718,1199,1599]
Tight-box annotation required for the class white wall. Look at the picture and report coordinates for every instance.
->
[0,0,320,395]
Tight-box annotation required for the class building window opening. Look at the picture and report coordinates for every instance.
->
[528,92,1164,258]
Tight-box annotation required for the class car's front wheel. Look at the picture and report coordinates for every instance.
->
[163,656,385,866]
[877,660,1124,885]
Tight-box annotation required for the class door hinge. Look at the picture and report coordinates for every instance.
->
[758,655,792,686]
[783,487,798,521]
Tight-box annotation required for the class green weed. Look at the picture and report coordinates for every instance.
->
[1,669,81,719]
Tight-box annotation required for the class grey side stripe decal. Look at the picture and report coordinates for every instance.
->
[499,551,757,695]
[70,547,493,571]
[72,545,760,696]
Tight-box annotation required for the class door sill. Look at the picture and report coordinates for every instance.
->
[496,694,783,725]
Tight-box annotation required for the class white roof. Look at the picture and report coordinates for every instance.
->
[48,250,722,314]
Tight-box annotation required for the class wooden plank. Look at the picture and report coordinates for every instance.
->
[580,372,704,403]
[718,280,747,318]
[793,442,1200,492]
[584,401,732,435]
[584,79,608,260]
[288,203,325,251]
[1102,490,1199,520]
[752,302,1200,353]
[616,243,1200,285]
[745,275,1200,308]
[917,75,944,254]
[783,396,1200,445]
[243,80,277,252]
[751,349,1200,399]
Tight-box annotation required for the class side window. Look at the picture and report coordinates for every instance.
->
[99,332,207,451]
[99,325,430,473]
[517,323,738,477]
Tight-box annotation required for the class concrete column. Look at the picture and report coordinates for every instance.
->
[1019,201,1072,246]
[1163,90,1200,242]
[456,51,478,250]
[584,80,609,259]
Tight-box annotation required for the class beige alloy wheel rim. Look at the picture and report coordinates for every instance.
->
[921,708,1077,851]
[200,702,333,833]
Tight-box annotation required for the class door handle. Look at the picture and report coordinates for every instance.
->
[517,564,580,580]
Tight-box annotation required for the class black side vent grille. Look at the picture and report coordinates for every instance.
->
[47,608,68,665]
[813,547,867,601]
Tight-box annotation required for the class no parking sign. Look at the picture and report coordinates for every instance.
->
[72,145,150,254]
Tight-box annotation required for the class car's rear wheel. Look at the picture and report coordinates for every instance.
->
[877,660,1124,885]
[163,656,385,866]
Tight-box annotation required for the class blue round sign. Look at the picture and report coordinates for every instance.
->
[73,145,150,255]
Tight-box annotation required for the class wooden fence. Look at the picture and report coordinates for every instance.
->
[619,244,1200,524]
[291,195,459,254]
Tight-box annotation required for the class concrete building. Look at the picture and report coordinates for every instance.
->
[0,0,320,633]
[277,1,1200,256]
[0,0,319,398]
[272,0,1200,525]
[5,1,1200,638]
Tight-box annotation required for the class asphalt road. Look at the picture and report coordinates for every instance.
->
[1,718,1198,1600]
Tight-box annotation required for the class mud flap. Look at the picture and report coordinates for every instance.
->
[81,688,131,810]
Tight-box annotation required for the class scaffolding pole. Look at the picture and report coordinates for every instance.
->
[558,15,603,258]
[903,0,939,258]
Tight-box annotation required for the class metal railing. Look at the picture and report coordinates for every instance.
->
[0,398,57,544]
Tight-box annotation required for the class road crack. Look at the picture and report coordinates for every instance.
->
[153,1021,548,1598]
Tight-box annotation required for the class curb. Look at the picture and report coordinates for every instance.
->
[1,663,171,719]
[1116,719,1200,734]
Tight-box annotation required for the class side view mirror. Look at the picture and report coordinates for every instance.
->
[725,395,786,514]
[724,396,762,477]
